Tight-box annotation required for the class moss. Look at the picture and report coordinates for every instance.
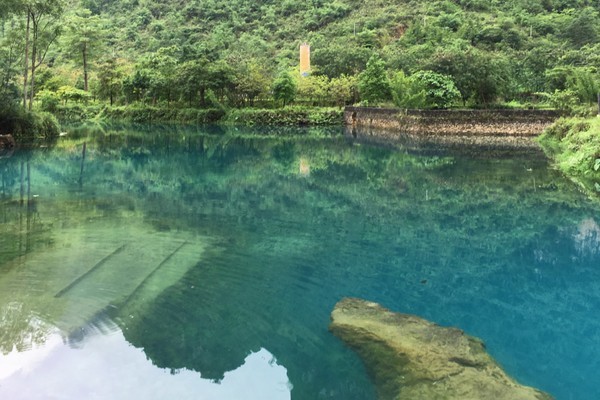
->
[330,298,554,400]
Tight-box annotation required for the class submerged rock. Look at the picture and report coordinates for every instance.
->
[329,298,553,400]
[0,134,15,149]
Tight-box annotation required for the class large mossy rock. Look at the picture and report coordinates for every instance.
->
[329,298,553,400]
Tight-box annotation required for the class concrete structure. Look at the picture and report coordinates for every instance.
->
[344,107,561,151]
[300,43,311,77]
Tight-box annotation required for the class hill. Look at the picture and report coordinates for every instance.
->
[2,0,600,113]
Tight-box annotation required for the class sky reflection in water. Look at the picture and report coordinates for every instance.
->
[1,124,600,399]
[0,323,290,400]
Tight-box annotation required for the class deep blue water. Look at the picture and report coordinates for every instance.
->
[1,124,599,400]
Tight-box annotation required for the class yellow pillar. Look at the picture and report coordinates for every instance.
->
[300,43,311,77]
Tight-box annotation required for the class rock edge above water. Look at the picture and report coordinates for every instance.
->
[329,298,553,400]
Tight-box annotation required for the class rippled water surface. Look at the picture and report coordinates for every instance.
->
[1,124,600,400]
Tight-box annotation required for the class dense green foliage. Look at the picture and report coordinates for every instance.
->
[539,117,600,194]
[4,0,600,122]
[0,99,60,141]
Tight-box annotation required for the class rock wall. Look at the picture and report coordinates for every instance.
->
[345,107,560,139]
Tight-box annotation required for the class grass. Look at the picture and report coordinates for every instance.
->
[538,116,600,193]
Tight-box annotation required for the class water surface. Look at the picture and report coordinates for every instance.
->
[1,124,599,399]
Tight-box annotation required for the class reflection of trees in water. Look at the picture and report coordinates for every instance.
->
[1,127,600,399]
[574,218,600,258]
[0,302,54,355]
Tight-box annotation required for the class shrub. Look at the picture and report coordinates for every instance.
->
[412,71,461,109]
[225,107,342,126]
[0,105,60,142]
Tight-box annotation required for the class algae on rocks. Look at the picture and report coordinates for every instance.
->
[329,298,553,400]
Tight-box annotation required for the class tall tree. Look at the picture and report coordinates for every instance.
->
[0,0,22,17]
[141,46,179,105]
[22,3,30,107]
[96,56,124,106]
[0,12,23,101]
[231,59,271,106]
[358,54,391,104]
[26,0,62,109]
[63,9,105,92]
[272,70,296,107]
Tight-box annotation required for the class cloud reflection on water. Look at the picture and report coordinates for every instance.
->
[0,326,291,400]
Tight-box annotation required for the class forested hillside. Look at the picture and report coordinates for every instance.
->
[2,0,600,120]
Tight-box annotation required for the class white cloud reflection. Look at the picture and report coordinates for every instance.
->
[0,328,291,400]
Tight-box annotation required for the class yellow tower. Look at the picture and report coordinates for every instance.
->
[300,43,311,77]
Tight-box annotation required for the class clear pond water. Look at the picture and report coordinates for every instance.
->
[1,124,599,400]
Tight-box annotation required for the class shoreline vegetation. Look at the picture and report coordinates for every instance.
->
[52,104,345,126]
[3,0,600,179]
[538,116,600,196]
[3,101,599,199]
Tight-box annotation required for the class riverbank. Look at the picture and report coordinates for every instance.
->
[538,116,600,194]
[345,107,560,136]
[0,105,60,142]
[344,107,561,156]
[52,104,344,126]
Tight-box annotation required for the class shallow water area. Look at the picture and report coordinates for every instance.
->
[1,123,599,399]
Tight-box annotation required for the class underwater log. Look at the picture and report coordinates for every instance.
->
[329,298,553,400]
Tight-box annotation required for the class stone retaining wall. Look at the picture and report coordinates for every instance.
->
[345,107,560,137]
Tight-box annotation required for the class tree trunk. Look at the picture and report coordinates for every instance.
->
[83,43,88,91]
[22,12,30,108]
[28,15,38,111]
[199,87,205,107]
[29,58,35,110]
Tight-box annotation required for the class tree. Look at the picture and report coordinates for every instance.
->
[412,70,460,109]
[123,69,150,103]
[231,59,271,107]
[0,0,22,18]
[389,70,427,108]
[176,58,218,107]
[209,59,235,105]
[297,74,329,106]
[0,24,22,102]
[328,74,358,106]
[25,0,62,109]
[272,70,296,107]
[563,7,598,48]
[63,9,106,92]
[96,57,124,106]
[311,35,371,78]
[425,44,510,105]
[358,54,391,104]
[567,67,598,103]
[140,46,179,105]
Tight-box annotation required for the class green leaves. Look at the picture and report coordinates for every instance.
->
[412,70,461,109]
[390,70,427,109]
[272,71,297,108]
[358,54,391,104]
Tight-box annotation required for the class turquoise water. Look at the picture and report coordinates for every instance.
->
[1,124,599,399]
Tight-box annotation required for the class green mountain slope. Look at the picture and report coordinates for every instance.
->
[2,0,600,110]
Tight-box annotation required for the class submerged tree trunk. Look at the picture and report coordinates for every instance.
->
[22,12,30,108]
